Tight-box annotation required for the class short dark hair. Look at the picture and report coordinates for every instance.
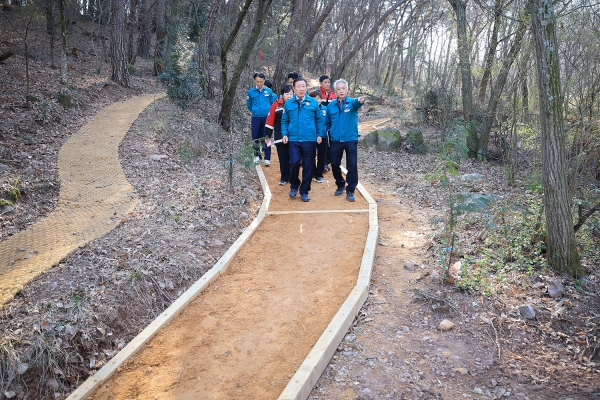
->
[287,71,299,81]
[319,74,330,83]
[293,77,307,87]
[264,79,273,88]
[253,72,266,80]
[308,90,321,98]
[280,84,293,95]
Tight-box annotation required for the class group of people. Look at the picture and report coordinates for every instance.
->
[246,72,364,202]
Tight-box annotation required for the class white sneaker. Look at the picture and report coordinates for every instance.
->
[264,160,271,166]
[254,156,260,165]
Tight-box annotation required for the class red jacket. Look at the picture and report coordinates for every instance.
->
[319,87,336,105]
[265,98,286,140]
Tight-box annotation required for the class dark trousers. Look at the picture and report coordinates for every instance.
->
[251,116,271,160]
[275,142,290,182]
[330,140,358,193]
[314,139,328,179]
[289,141,316,195]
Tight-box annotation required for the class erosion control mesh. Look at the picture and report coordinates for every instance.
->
[0,93,166,306]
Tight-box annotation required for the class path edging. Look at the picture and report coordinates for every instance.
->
[278,167,378,400]
[67,165,271,400]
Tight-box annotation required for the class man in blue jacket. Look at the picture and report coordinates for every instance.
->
[282,77,324,202]
[325,79,365,202]
[246,72,276,165]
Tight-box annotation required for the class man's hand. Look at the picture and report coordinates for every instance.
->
[358,96,365,104]
[317,136,322,144]
[283,136,288,144]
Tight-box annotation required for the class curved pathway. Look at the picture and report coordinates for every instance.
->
[0,93,166,306]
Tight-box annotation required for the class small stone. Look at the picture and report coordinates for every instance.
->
[0,164,9,172]
[211,239,225,247]
[547,277,564,298]
[362,388,372,394]
[448,261,462,283]
[401,326,410,333]
[439,319,455,331]
[4,391,16,399]
[473,387,483,394]
[244,187,257,197]
[241,212,249,218]
[149,154,168,161]
[46,378,59,391]
[490,379,497,387]
[460,173,484,182]
[455,367,469,375]
[431,270,440,283]
[518,305,536,319]
[404,260,416,270]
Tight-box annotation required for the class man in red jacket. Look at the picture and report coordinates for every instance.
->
[319,75,337,107]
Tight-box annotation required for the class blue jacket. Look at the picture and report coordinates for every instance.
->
[325,97,363,142]
[281,96,324,142]
[246,86,276,117]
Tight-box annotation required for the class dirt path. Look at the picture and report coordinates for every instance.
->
[87,154,372,399]
[0,93,165,306]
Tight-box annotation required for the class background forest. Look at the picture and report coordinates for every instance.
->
[1,0,600,397]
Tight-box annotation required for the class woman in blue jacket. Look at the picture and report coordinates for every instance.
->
[246,72,276,165]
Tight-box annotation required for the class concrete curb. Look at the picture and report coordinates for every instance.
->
[67,165,271,399]
[278,166,377,400]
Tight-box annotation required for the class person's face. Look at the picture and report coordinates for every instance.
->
[315,95,322,105]
[335,82,348,100]
[283,91,293,101]
[255,77,265,89]
[321,79,331,90]
[294,80,307,99]
[288,78,295,85]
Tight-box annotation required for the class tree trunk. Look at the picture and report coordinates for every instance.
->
[219,0,254,93]
[293,0,338,67]
[448,0,475,156]
[478,0,502,105]
[126,0,137,65]
[153,0,166,75]
[529,0,580,276]
[198,0,221,99]
[137,0,151,57]
[478,9,528,159]
[219,0,273,131]
[110,0,129,85]
[44,0,56,69]
[272,0,304,91]
[59,0,67,84]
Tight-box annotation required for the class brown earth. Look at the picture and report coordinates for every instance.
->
[90,154,370,399]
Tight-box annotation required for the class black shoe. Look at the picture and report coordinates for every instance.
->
[334,186,346,196]
[347,192,356,202]
[289,189,297,198]
[314,176,324,183]
[279,180,287,185]
[324,164,331,172]
[301,193,310,202]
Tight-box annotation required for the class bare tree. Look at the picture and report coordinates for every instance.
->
[448,0,475,155]
[137,0,151,57]
[219,0,274,131]
[111,0,129,85]
[529,0,580,276]
[59,0,67,84]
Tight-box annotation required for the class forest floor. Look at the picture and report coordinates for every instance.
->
[1,10,600,400]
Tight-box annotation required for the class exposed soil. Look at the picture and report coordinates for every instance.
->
[310,147,600,399]
[91,156,369,399]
